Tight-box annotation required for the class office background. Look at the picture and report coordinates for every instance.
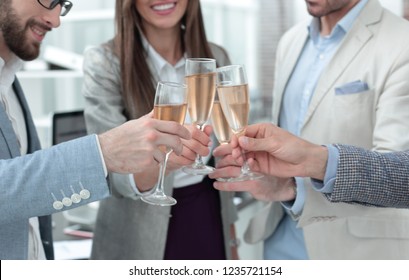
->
[18,0,405,148]
[16,0,407,259]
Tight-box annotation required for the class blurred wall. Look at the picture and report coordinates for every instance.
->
[17,0,406,147]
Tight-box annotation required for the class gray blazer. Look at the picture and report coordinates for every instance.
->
[0,79,111,259]
[326,145,409,208]
[83,41,237,259]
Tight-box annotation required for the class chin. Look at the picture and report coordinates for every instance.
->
[16,45,41,61]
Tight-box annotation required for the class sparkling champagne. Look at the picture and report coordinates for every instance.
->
[154,103,187,124]
[217,84,249,135]
[185,72,216,126]
[211,101,233,144]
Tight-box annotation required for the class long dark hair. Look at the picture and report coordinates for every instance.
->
[113,0,214,119]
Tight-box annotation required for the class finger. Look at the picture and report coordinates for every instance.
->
[209,166,241,179]
[169,145,197,164]
[167,156,187,172]
[230,134,239,147]
[190,125,212,145]
[179,142,198,161]
[213,143,233,157]
[202,124,213,137]
[214,154,240,169]
[169,153,193,167]
[155,120,191,140]
[246,157,258,170]
[231,146,245,162]
[183,140,211,157]
[154,134,184,155]
[181,126,211,157]
[243,123,264,138]
[213,181,254,193]
[239,136,271,152]
[152,149,165,164]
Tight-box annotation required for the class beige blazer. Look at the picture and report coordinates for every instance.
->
[82,40,237,259]
[246,0,409,259]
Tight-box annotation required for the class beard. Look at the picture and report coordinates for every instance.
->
[0,0,43,61]
[305,0,353,18]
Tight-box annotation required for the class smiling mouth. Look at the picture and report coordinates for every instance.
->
[152,2,176,11]
[29,21,51,42]
[32,26,46,37]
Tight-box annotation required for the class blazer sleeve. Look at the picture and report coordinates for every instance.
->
[326,144,409,208]
[209,42,232,67]
[0,135,110,225]
[82,43,139,199]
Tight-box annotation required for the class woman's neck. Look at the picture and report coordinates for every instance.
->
[144,26,183,66]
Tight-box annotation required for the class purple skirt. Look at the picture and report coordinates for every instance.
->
[164,176,226,260]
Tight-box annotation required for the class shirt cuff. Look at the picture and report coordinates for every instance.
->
[95,134,108,177]
[311,144,339,193]
[282,177,305,216]
[128,174,155,196]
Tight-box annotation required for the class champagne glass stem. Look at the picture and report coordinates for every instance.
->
[193,153,206,168]
[141,148,176,206]
[192,124,206,168]
[182,123,215,175]
[156,150,172,196]
[239,148,251,175]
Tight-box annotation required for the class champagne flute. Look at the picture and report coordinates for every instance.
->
[211,91,234,182]
[211,92,233,145]
[141,81,188,206]
[216,65,263,182]
[182,58,217,175]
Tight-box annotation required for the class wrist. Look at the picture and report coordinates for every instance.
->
[307,145,328,180]
[284,177,297,201]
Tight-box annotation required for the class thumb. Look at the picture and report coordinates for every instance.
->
[239,136,267,152]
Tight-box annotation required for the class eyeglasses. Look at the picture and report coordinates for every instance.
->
[37,0,73,16]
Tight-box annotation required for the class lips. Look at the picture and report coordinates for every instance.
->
[150,1,178,16]
[152,2,176,11]
[29,22,50,42]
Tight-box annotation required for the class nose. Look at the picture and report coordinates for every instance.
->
[42,6,62,28]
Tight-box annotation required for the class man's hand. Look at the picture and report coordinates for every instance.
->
[209,123,328,202]
[98,112,191,174]
[228,123,328,180]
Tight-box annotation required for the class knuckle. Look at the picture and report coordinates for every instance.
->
[145,130,159,142]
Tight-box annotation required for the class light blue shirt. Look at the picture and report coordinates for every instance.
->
[264,0,368,260]
[311,145,340,193]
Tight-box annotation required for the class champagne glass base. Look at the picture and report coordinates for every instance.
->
[228,171,264,182]
[141,194,177,206]
[216,177,233,182]
[182,165,215,175]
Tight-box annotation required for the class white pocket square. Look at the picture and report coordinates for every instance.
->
[335,80,369,95]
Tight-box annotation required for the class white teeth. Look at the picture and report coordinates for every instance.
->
[32,27,45,36]
[153,3,175,11]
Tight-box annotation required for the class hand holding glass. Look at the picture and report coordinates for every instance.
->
[141,81,188,206]
[216,65,263,182]
[182,58,217,175]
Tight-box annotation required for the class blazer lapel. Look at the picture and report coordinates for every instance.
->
[0,98,21,158]
[302,0,382,128]
[13,78,41,153]
[273,27,309,124]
